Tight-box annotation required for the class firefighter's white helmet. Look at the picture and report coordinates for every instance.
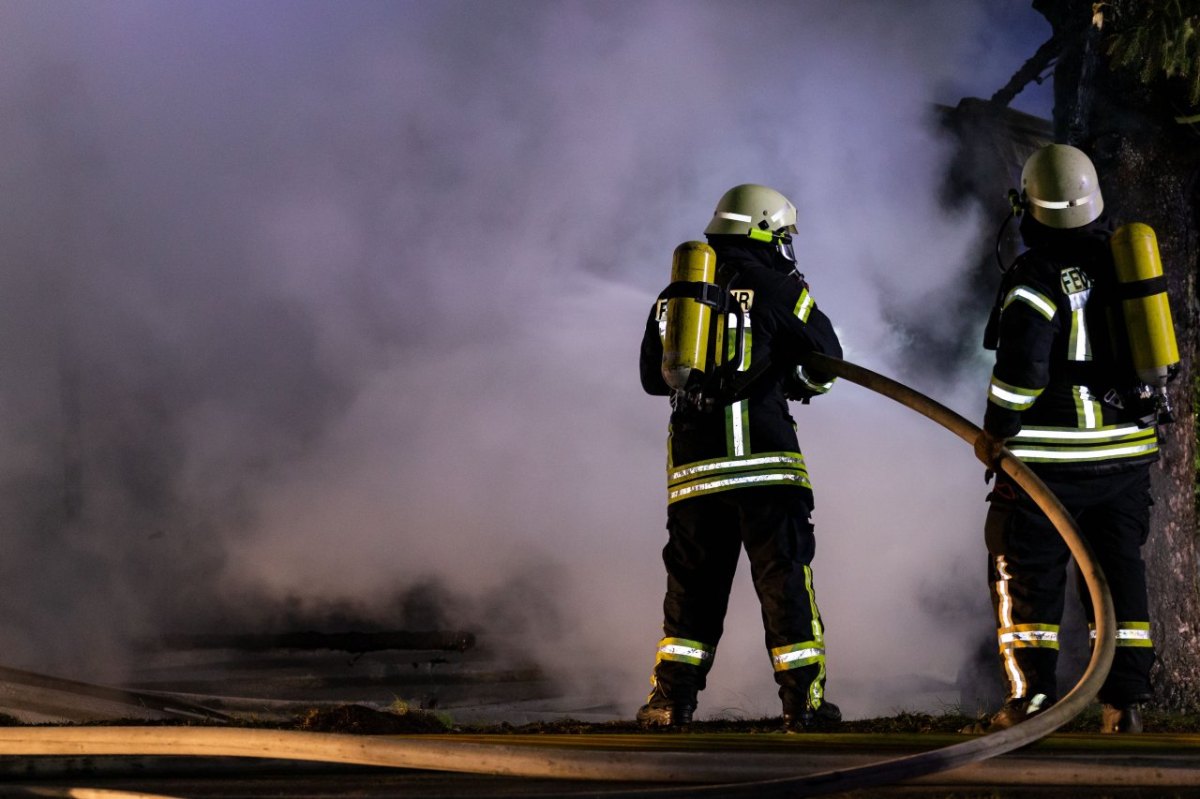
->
[704,184,798,237]
[1021,144,1104,229]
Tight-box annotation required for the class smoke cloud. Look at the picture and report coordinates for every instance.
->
[0,0,1052,718]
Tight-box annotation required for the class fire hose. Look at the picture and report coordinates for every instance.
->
[0,355,1116,797]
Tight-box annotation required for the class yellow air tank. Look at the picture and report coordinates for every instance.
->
[1109,222,1179,388]
[661,241,720,393]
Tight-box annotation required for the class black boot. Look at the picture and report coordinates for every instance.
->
[987,693,1051,732]
[782,698,841,732]
[636,686,696,728]
[1100,703,1143,734]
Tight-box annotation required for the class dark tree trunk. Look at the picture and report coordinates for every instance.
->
[1038,0,1200,711]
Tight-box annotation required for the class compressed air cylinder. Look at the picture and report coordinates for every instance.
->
[661,241,719,392]
[1110,222,1179,387]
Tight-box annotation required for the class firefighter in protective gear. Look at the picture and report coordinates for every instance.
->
[637,184,843,731]
[975,144,1168,735]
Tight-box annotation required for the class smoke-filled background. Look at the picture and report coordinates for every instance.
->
[0,0,1054,719]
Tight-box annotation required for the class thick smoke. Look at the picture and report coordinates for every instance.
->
[0,1,1051,717]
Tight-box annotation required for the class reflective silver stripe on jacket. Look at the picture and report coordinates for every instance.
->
[668,452,809,504]
[988,376,1042,410]
[1007,424,1158,463]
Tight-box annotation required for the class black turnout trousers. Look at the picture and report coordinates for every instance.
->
[985,465,1155,706]
[655,485,823,699]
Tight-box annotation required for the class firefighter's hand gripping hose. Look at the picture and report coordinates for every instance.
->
[0,356,1115,798]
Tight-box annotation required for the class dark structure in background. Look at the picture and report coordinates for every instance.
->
[946,0,1200,712]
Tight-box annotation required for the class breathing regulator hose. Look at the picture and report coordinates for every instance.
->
[0,356,1115,798]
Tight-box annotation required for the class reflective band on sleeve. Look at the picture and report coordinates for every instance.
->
[1003,286,1057,320]
[989,376,1042,410]
[770,641,824,671]
[656,637,715,666]
[793,289,814,322]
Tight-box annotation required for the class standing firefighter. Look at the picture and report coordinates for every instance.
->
[637,184,843,731]
[975,144,1178,734]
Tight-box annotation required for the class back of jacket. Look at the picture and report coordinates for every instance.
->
[983,219,1158,475]
[640,240,842,504]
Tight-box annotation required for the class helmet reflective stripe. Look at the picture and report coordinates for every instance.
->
[1020,144,1104,229]
[704,184,798,237]
[1088,622,1152,647]
[1028,189,1101,210]
[998,624,1060,650]
[989,376,1042,410]
[1003,286,1057,320]
[770,641,824,671]
[655,637,715,666]
[993,555,1027,698]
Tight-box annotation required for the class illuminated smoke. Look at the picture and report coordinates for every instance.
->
[0,1,1050,716]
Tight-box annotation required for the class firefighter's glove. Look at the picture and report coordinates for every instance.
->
[973,430,1008,483]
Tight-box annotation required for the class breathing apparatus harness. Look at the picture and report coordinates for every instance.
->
[660,230,795,413]
[659,275,746,412]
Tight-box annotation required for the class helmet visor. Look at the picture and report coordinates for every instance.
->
[777,232,796,263]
